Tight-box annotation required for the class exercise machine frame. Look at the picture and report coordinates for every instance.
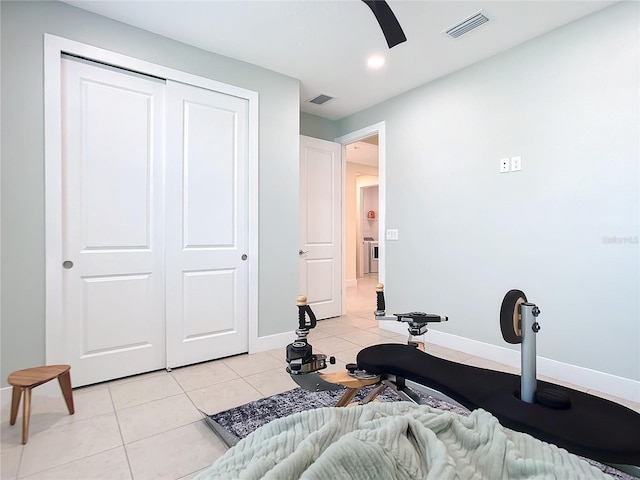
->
[285,285,640,475]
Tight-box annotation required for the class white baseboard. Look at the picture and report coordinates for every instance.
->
[249,330,294,354]
[1,333,295,410]
[537,356,640,404]
[345,278,358,287]
[379,322,640,403]
[0,332,295,411]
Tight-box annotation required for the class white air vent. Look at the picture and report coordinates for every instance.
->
[444,10,490,38]
[306,94,334,105]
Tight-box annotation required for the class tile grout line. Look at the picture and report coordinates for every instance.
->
[107,382,135,480]
[168,368,215,437]
[14,391,125,479]
[110,373,210,479]
[13,444,25,480]
[17,447,126,480]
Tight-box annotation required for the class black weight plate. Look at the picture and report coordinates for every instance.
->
[500,289,527,344]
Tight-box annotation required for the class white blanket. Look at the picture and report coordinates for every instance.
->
[197,402,611,479]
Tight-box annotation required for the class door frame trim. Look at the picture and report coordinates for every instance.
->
[43,34,259,366]
[335,122,386,314]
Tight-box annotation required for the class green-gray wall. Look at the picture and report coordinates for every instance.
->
[2,0,638,387]
[337,2,639,381]
[300,112,338,141]
[0,0,300,385]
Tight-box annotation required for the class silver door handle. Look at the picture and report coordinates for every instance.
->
[299,249,308,256]
[62,260,74,269]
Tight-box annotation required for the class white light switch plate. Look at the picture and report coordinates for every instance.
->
[386,229,399,241]
[511,156,522,171]
[500,158,510,173]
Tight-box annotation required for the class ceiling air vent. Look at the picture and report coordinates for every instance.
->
[444,10,490,39]
[306,94,334,106]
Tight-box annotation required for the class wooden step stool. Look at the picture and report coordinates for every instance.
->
[8,365,75,444]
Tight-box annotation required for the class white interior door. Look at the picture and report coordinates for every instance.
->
[58,56,166,386]
[165,80,249,368]
[299,135,342,319]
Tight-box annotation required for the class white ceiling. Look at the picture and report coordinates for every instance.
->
[62,0,616,121]
[346,140,379,167]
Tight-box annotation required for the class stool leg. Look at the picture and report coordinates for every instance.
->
[359,383,388,404]
[9,387,22,425]
[57,371,75,415]
[22,388,32,444]
[335,388,360,407]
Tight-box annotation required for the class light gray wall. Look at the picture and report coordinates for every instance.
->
[337,2,639,381]
[0,0,300,384]
[300,112,338,141]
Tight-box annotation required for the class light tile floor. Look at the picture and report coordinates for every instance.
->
[1,274,638,479]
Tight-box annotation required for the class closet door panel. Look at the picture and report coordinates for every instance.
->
[165,80,249,368]
[55,56,166,386]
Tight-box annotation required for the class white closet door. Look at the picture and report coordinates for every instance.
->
[58,57,166,386]
[165,80,249,368]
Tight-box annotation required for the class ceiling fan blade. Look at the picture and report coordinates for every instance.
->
[362,0,407,49]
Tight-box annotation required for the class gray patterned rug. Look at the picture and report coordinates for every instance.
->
[204,386,413,446]
[204,386,635,480]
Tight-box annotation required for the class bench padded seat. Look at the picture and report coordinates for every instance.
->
[357,343,640,466]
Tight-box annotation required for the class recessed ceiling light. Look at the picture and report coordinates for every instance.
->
[367,55,386,70]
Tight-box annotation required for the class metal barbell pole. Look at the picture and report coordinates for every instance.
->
[520,303,540,403]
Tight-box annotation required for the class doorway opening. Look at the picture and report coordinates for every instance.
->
[339,131,382,317]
